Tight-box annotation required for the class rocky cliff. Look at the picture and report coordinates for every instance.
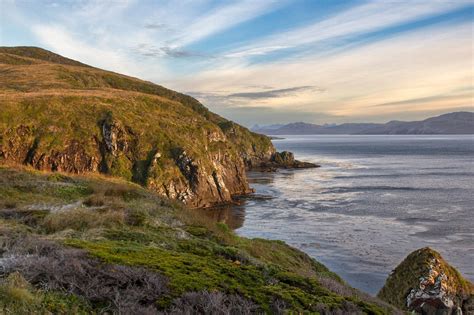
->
[0,47,313,208]
[378,247,474,314]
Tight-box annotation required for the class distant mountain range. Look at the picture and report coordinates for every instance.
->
[252,112,474,135]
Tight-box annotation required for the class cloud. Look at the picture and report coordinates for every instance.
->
[133,43,209,59]
[143,22,167,30]
[170,21,473,123]
[31,24,143,75]
[373,93,473,107]
[228,86,324,99]
[170,0,287,47]
[226,1,472,58]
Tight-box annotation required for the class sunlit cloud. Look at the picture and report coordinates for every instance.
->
[173,21,473,125]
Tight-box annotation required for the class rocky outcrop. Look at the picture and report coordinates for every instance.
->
[378,247,473,315]
[270,151,319,169]
[0,125,100,173]
[246,151,319,171]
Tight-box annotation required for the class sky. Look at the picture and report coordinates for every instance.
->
[1,0,473,127]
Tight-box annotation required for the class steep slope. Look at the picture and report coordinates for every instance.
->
[378,247,473,314]
[0,46,290,207]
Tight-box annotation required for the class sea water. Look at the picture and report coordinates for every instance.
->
[234,135,474,294]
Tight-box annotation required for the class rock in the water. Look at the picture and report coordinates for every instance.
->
[378,247,473,315]
[246,151,319,171]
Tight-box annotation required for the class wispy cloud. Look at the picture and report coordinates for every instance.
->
[373,93,472,108]
[226,1,472,58]
[133,43,210,59]
[31,24,143,75]
[172,21,473,124]
[170,0,285,48]
[134,0,287,60]
[228,86,324,99]
[143,23,167,30]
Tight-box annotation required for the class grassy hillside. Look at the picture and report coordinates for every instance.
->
[0,165,398,314]
[0,46,275,207]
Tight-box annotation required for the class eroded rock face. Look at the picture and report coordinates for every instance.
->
[406,258,457,313]
[378,247,473,315]
[0,119,252,208]
[34,140,100,173]
[167,149,251,208]
[0,125,100,173]
[102,119,129,156]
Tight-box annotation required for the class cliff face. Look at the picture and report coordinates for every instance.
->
[378,247,474,314]
[0,47,282,207]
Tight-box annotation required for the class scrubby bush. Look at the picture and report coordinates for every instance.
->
[0,272,35,306]
[83,194,105,207]
[126,208,149,226]
[1,238,169,314]
[317,275,355,296]
[313,300,362,315]
[41,208,125,232]
[3,201,17,209]
[167,291,259,315]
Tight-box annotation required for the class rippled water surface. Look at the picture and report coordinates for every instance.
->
[218,135,473,294]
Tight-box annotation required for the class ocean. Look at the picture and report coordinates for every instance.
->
[224,135,473,294]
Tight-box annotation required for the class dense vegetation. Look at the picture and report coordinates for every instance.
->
[0,165,397,314]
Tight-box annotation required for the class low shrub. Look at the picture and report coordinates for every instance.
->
[126,208,149,226]
[0,272,38,313]
[41,208,125,233]
[2,239,169,313]
[83,194,105,207]
[103,184,142,200]
[3,201,17,209]
[167,291,259,314]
